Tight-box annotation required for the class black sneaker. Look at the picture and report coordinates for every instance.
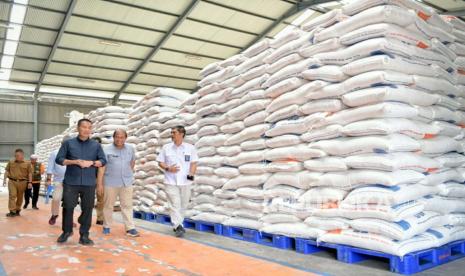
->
[32,206,39,210]
[15,211,20,216]
[174,225,185,238]
[6,211,16,217]
[79,236,94,246]
[23,204,28,209]
[96,220,103,225]
[57,232,73,243]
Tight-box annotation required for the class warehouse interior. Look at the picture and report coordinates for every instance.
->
[2,0,465,275]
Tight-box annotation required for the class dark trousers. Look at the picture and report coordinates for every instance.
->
[24,183,40,207]
[62,184,95,237]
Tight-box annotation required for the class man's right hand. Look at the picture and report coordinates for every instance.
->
[77,160,93,168]
[167,165,180,173]
[97,184,104,197]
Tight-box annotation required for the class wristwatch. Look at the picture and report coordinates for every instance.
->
[187,175,194,181]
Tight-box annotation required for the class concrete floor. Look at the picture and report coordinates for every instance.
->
[0,187,464,276]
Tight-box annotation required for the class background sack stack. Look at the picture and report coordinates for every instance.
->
[127,88,190,214]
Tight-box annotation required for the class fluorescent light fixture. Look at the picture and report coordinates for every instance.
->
[1,56,14,69]
[317,1,339,8]
[6,24,22,41]
[40,85,115,99]
[0,80,35,91]
[99,40,122,47]
[4,41,19,55]
[0,69,11,80]
[10,4,27,24]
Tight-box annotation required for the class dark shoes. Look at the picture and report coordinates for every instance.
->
[23,204,28,209]
[96,220,103,225]
[57,232,73,243]
[6,211,19,217]
[32,206,39,210]
[79,235,94,246]
[174,225,185,238]
[49,215,58,225]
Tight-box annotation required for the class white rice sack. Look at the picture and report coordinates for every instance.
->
[264,172,321,190]
[260,213,301,224]
[240,139,267,151]
[302,8,347,31]
[217,146,242,157]
[225,124,270,146]
[226,99,270,121]
[299,37,344,58]
[326,102,418,126]
[264,185,304,200]
[342,86,439,108]
[318,229,437,257]
[447,213,465,226]
[195,176,227,188]
[236,187,264,200]
[233,209,263,220]
[265,146,325,161]
[223,217,263,230]
[265,135,301,148]
[214,167,240,179]
[265,113,329,137]
[345,152,441,172]
[238,163,269,175]
[300,187,348,204]
[225,150,265,167]
[299,99,343,116]
[260,223,324,239]
[222,174,270,190]
[213,189,237,199]
[192,213,229,224]
[343,184,439,205]
[309,134,420,156]
[244,111,269,127]
[301,125,343,143]
[314,201,425,222]
[342,118,439,139]
[419,136,463,155]
[304,216,351,231]
[302,65,348,82]
[435,153,465,168]
[267,161,304,173]
[265,104,301,124]
[420,195,465,214]
[267,54,304,75]
[438,182,465,198]
[304,157,348,172]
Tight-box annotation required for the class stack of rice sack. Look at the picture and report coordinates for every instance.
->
[127,88,190,214]
[185,0,465,257]
[0,163,7,185]
[35,134,64,195]
[87,106,130,145]
[189,31,317,231]
[285,0,465,257]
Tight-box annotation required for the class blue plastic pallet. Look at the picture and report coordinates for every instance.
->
[194,220,223,235]
[133,210,145,219]
[296,238,341,256]
[222,226,260,243]
[259,232,296,250]
[145,212,157,222]
[183,219,196,229]
[156,214,172,225]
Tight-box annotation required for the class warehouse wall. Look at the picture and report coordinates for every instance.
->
[0,98,100,161]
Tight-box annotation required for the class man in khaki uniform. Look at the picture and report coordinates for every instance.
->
[3,149,32,217]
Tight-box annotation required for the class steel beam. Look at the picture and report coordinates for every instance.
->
[112,0,200,104]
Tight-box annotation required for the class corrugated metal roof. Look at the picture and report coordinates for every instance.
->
[1,0,465,104]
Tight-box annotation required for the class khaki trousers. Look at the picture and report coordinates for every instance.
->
[103,186,135,230]
[8,180,27,212]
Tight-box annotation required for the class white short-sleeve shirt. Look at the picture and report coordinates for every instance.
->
[157,142,198,186]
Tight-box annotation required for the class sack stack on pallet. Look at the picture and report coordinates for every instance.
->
[35,134,65,196]
[127,88,190,215]
[284,0,465,256]
[187,37,287,229]
[176,0,465,257]
[87,106,130,145]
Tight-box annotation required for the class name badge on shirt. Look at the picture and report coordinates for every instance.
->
[185,155,191,162]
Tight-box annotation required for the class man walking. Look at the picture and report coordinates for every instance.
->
[157,126,198,237]
[55,119,106,245]
[24,154,44,210]
[3,149,32,217]
[92,137,104,225]
[98,129,139,237]
[47,136,68,225]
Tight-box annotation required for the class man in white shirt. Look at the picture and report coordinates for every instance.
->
[157,126,198,237]
[46,136,69,225]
